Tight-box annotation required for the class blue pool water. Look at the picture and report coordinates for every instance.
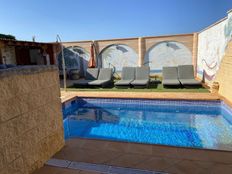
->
[63,98,232,151]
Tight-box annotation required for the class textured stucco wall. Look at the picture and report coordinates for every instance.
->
[60,34,194,76]
[215,41,232,102]
[0,66,64,174]
[197,11,232,84]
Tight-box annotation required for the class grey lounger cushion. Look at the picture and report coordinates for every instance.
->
[74,68,99,86]
[178,65,201,85]
[74,79,93,85]
[88,80,111,86]
[178,79,201,85]
[162,66,180,86]
[131,79,149,86]
[115,80,134,86]
[115,67,135,86]
[0,64,7,69]
[131,66,150,86]
[85,68,99,80]
[89,68,113,86]
[163,79,180,86]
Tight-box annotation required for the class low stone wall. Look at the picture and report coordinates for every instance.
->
[0,65,64,174]
[215,41,232,103]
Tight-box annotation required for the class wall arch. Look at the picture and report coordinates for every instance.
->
[144,41,192,75]
[97,44,138,73]
[57,46,90,77]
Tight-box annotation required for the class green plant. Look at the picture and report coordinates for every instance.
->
[0,34,16,40]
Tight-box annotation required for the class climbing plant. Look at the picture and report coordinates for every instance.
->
[0,34,16,40]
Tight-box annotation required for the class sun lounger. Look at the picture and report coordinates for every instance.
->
[178,65,201,86]
[131,66,150,88]
[115,67,135,87]
[74,68,99,86]
[0,64,7,69]
[162,66,181,86]
[88,68,113,87]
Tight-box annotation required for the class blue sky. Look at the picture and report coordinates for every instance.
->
[0,0,231,42]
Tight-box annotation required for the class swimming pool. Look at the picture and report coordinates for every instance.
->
[63,97,232,151]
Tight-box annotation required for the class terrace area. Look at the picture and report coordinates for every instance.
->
[0,5,232,174]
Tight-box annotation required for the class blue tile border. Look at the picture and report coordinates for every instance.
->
[62,97,222,111]
[62,97,226,120]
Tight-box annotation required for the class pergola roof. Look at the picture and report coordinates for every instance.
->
[0,38,56,47]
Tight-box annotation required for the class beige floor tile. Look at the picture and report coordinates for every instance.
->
[104,141,129,152]
[210,164,232,174]
[135,156,181,172]
[78,170,103,174]
[126,143,153,155]
[165,160,214,174]
[32,166,79,174]
[54,146,122,164]
[108,153,150,168]
[78,139,109,151]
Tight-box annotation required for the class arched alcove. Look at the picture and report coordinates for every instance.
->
[144,41,192,75]
[58,46,90,77]
[98,44,138,73]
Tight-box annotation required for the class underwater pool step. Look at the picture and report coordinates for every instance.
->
[45,158,169,174]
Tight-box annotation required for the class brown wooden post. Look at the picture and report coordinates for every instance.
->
[0,41,5,64]
[93,40,100,66]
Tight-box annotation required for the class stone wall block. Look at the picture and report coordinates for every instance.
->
[17,113,37,135]
[0,98,21,122]
[7,157,26,174]
[0,67,64,174]
[0,150,6,170]
[0,99,8,122]
[215,41,232,102]
[3,138,23,163]
[0,77,15,100]
[15,75,32,95]
[0,167,9,174]
[22,147,40,172]
[20,130,38,154]
[0,119,18,148]
[17,95,29,115]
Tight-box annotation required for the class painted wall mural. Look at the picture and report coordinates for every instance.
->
[197,11,232,83]
[144,41,192,75]
[98,44,138,73]
[57,46,90,77]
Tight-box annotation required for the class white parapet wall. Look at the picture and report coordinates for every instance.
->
[197,10,232,84]
[0,65,64,174]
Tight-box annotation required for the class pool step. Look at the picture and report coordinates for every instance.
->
[45,158,169,174]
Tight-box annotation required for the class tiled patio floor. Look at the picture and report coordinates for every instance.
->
[33,138,232,174]
[49,90,232,174]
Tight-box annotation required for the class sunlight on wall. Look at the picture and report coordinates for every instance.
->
[144,41,192,75]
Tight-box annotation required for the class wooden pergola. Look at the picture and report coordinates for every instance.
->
[0,39,58,65]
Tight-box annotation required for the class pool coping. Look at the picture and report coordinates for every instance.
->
[61,91,220,103]
[67,136,232,154]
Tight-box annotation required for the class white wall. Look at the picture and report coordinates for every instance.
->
[197,11,232,83]
[1,46,16,64]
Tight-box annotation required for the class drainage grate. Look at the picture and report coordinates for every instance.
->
[46,158,169,174]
